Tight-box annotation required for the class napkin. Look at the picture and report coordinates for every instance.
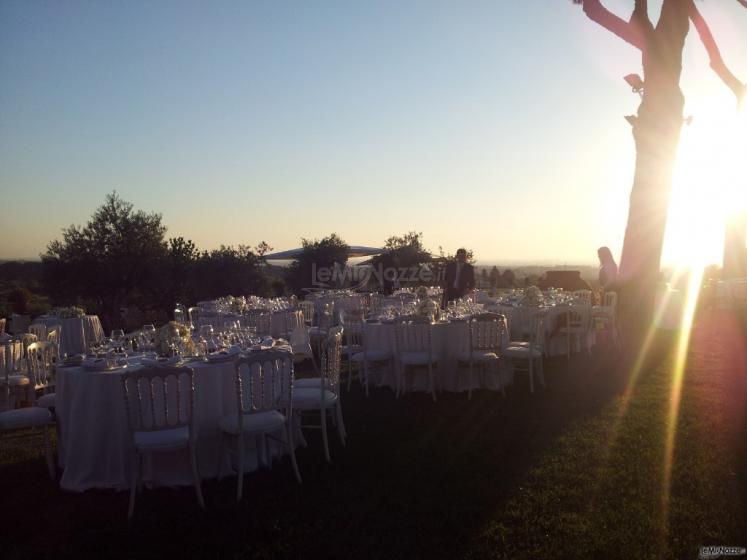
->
[141,356,181,367]
[207,345,241,362]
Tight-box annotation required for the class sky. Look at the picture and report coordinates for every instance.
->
[1,0,746,266]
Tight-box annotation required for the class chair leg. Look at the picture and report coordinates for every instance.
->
[189,441,205,509]
[498,360,506,397]
[539,357,546,388]
[43,425,55,479]
[336,401,346,445]
[286,424,302,484]
[363,360,369,397]
[128,452,139,519]
[528,358,535,394]
[346,357,353,392]
[236,435,245,502]
[428,363,437,403]
[216,433,225,482]
[468,360,474,400]
[321,408,331,463]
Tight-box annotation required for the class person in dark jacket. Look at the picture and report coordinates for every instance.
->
[443,248,475,302]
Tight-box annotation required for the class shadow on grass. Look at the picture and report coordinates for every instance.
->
[2,321,743,559]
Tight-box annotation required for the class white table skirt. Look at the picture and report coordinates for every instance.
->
[56,356,296,492]
[361,321,512,394]
[35,315,104,356]
[492,305,593,357]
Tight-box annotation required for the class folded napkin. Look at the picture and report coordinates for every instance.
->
[207,345,242,362]
[141,356,182,367]
[60,354,85,367]
[81,357,115,370]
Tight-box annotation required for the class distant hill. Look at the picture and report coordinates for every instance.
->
[0,260,43,283]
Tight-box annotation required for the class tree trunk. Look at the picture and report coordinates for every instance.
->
[617,1,689,342]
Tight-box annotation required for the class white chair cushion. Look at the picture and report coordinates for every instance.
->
[351,350,391,362]
[292,388,338,409]
[503,346,543,359]
[295,377,324,388]
[36,393,56,409]
[0,374,31,387]
[0,407,52,430]
[133,426,190,451]
[399,351,437,365]
[456,350,499,363]
[219,410,286,435]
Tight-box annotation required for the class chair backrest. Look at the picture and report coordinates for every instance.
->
[28,323,47,341]
[395,318,433,358]
[339,309,364,346]
[187,307,201,330]
[234,350,294,424]
[572,289,593,304]
[564,304,591,331]
[299,301,315,325]
[174,304,188,326]
[529,311,546,352]
[46,325,61,346]
[26,341,58,390]
[319,328,343,394]
[602,291,618,311]
[317,304,334,331]
[245,309,272,337]
[368,293,384,315]
[468,313,507,353]
[121,366,195,433]
[281,310,303,336]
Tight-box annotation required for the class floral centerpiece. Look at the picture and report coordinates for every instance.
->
[154,321,195,356]
[520,286,544,307]
[53,306,86,318]
[416,297,439,322]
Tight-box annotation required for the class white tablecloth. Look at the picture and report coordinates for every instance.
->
[35,315,104,356]
[362,321,512,394]
[56,354,295,492]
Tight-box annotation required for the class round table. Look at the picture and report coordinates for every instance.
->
[56,353,296,492]
[361,321,512,394]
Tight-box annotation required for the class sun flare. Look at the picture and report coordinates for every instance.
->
[662,101,747,269]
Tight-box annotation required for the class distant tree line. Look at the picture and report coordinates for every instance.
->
[1,193,486,331]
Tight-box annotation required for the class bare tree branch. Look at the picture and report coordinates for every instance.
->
[689,0,746,102]
[631,0,654,41]
[578,0,645,50]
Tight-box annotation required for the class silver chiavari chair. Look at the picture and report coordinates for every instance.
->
[121,366,204,519]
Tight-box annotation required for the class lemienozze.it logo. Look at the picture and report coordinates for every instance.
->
[699,546,746,559]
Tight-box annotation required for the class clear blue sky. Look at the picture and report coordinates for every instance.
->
[1,0,746,265]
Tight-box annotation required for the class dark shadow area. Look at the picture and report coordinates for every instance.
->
[2,321,744,559]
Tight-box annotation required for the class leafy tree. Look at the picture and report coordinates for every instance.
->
[575,0,746,338]
[43,192,168,326]
[189,245,268,301]
[502,269,516,288]
[371,232,433,293]
[490,266,501,288]
[286,234,349,296]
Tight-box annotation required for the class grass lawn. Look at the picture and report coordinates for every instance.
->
[2,310,746,559]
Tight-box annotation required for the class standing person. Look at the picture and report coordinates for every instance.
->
[598,246,618,289]
[443,248,475,303]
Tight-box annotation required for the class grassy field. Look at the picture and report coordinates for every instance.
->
[1,310,746,559]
